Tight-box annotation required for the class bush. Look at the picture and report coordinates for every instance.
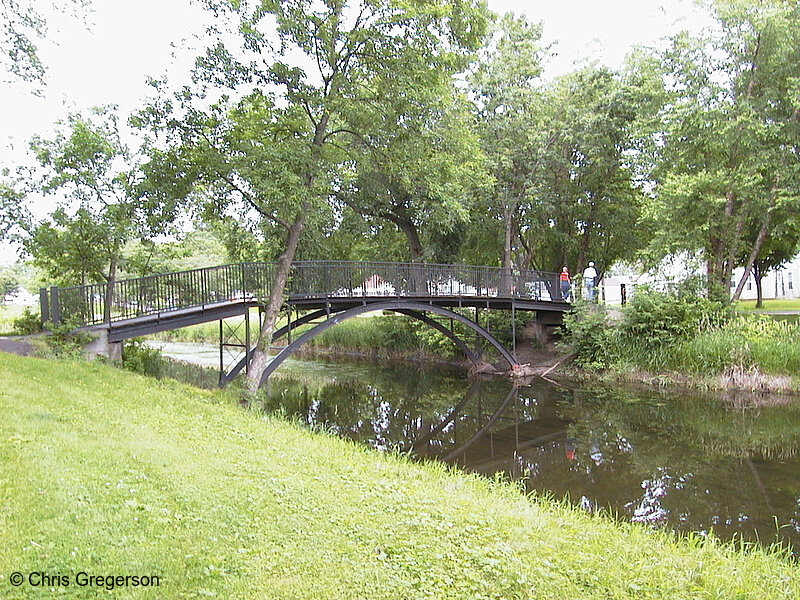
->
[12,307,43,335]
[41,318,94,357]
[122,339,167,377]
[619,288,728,346]
[562,302,614,369]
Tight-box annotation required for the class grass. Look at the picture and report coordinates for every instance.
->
[1,354,799,599]
[0,304,26,334]
[737,299,800,312]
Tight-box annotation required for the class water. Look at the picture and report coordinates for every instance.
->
[152,340,800,552]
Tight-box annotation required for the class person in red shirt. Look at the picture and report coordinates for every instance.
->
[560,266,571,302]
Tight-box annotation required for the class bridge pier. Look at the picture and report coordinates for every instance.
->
[83,329,122,362]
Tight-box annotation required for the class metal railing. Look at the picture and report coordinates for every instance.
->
[40,261,563,327]
[40,262,275,327]
[290,261,560,301]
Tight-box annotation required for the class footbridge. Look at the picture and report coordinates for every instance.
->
[39,261,571,384]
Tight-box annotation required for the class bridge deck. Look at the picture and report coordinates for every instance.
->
[97,294,569,342]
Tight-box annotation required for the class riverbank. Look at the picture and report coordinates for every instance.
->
[1,353,798,598]
[129,303,800,395]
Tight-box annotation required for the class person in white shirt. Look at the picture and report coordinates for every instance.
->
[583,261,598,301]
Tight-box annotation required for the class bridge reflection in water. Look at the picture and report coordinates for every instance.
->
[39,261,570,382]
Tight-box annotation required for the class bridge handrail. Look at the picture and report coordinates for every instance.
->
[39,261,563,327]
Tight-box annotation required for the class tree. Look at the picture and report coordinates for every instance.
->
[337,92,488,268]
[0,179,29,239]
[143,0,489,392]
[24,107,173,320]
[521,66,650,278]
[742,214,800,307]
[0,264,20,300]
[649,0,800,303]
[1,0,89,86]
[469,12,547,288]
[468,14,654,286]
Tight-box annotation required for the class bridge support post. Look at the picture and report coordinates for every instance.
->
[83,329,122,363]
[245,307,251,374]
[50,285,60,325]
[217,310,250,387]
[511,300,517,361]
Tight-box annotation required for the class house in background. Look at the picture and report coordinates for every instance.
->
[732,255,800,301]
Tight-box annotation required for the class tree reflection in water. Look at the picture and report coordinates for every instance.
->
[261,358,800,553]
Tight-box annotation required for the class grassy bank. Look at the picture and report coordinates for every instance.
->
[737,299,800,312]
[563,292,800,394]
[1,354,798,598]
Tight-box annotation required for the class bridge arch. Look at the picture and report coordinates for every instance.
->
[222,305,483,384]
[254,301,518,388]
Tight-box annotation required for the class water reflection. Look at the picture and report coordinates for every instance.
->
[260,363,800,553]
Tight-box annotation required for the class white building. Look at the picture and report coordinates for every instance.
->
[732,255,800,301]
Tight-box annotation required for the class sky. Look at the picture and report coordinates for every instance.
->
[0,0,714,264]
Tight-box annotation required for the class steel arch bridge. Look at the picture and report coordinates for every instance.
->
[39,260,571,385]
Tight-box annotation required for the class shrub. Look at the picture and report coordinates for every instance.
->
[619,288,728,346]
[122,339,167,377]
[42,318,94,357]
[12,307,43,335]
[562,302,614,369]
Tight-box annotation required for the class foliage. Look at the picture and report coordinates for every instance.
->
[23,107,176,290]
[646,0,800,302]
[11,306,42,334]
[122,229,230,277]
[468,15,656,277]
[122,338,167,377]
[39,317,93,356]
[0,180,29,240]
[618,288,729,346]
[561,302,614,369]
[0,0,89,86]
[671,315,800,375]
[0,263,20,298]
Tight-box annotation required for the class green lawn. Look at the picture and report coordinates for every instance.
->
[1,354,798,599]
[0,304,26,334]
[737,298,800,311]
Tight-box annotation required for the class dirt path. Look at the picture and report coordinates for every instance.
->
[0,337,34,357]
[511,322,574,376]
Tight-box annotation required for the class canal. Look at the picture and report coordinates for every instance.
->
[149,340,800,553]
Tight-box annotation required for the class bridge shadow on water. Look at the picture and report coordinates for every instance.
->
[252,358,800,555]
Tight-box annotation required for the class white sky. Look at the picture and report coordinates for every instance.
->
[0,0,714,264]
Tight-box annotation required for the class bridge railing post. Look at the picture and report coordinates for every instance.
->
[50,286,60,325]
[39,288,50,326]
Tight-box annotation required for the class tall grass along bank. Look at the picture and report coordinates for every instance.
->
[563,291,800,393]
[1,354,798,599]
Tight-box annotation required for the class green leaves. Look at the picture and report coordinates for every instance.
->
[647,0,800,300]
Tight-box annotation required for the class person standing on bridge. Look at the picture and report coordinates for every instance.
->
[560,267,571,302]
[583,261,598,301]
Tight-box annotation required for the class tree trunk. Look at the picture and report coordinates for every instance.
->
[732,208,772,302]
[390,212,427,294]
[754,262,763,308]
[246,210,307,393]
